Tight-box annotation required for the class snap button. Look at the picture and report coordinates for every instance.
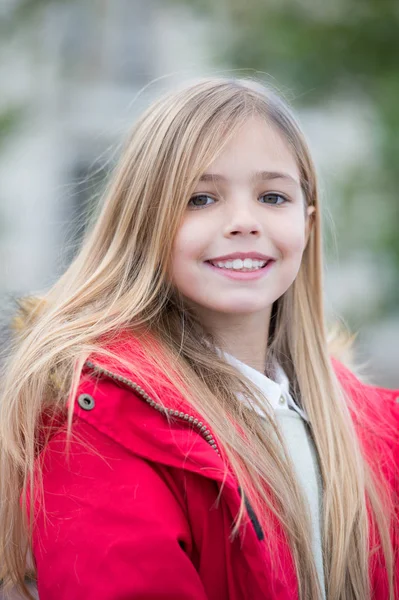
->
[278,395,286,405]
[77,393,95,411]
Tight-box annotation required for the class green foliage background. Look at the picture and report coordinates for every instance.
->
[171,0,399,318]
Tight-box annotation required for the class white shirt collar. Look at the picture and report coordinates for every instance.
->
[221,350,309,422]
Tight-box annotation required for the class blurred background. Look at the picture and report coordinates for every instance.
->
[0,0,398,387]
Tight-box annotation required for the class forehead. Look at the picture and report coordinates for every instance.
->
[204,116,300,183]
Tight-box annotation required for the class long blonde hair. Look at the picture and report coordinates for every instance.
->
[0,78,396,599]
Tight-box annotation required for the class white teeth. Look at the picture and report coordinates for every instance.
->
[210,258,268,270]
[232,259,243,269]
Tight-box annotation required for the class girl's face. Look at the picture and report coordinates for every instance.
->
[171,116,313,321]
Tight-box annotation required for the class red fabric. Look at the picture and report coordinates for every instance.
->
[31,335,399,599]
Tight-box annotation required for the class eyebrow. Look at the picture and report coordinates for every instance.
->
[198,170,299,185]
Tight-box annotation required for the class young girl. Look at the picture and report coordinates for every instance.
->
[0,78,398,600]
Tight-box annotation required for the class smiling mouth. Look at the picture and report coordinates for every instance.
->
[206,258,272,272]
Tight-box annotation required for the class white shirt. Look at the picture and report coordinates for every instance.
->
[222,351,309,421]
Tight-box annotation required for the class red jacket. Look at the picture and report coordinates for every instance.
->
[32,335,399,599]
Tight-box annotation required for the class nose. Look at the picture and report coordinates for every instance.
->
[223,203,261,237]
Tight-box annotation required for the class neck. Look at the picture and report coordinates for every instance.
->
[194,307,272,373]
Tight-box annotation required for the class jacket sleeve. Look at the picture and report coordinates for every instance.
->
[32,418,208,600]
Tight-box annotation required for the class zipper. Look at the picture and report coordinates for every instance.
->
[85,360,220,455]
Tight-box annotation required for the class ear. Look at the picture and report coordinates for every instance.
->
[305,206,316,245]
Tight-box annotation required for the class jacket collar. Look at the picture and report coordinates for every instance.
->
[221,350,309,421]
[77,332,230,486]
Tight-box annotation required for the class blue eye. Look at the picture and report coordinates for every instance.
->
[259,193,287,205]
[188,194,216,208]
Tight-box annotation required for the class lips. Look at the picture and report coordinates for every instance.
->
[205,251,275,272]
[205,257,275,279]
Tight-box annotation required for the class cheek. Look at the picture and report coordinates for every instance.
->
[273,213,307,257]
[170,219,206,291]
[172,219,204,265]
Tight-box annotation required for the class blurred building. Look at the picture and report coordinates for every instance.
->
[0,0,211,295]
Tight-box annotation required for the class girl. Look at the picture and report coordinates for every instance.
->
[0,78,398,600]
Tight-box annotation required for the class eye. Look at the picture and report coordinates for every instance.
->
[188,194,216,208]
[259,193,288,205]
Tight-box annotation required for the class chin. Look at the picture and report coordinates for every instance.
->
[209,301,271,314]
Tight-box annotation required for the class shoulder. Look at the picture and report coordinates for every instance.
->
[332,359,399,476]
[332,357,399,413]
[332,357,399,447]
